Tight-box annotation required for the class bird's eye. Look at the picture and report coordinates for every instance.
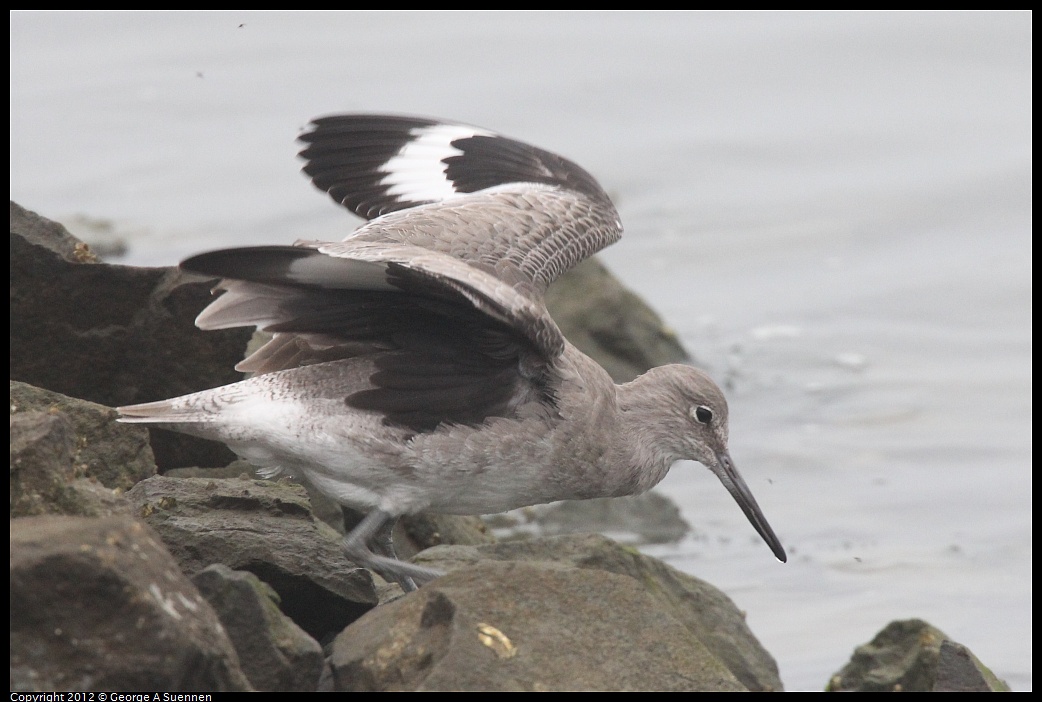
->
[693,405,713,424]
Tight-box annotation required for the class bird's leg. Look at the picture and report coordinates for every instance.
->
[370,514,418,592]
[341,509,443,592]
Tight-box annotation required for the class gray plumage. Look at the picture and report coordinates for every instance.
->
[119,114,786,588]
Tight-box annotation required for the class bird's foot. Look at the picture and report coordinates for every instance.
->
[342,509,445,592]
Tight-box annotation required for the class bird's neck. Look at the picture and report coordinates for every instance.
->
[551,347,675,498]
[606,374,679,496]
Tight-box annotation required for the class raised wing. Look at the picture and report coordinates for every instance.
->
[171,114,627,431]
[299,114,623,295]
[181,244,564,431]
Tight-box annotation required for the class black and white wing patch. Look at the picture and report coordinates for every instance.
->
[298,114,613,219]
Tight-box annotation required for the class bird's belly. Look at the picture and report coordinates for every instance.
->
[202,372,618,517]
[278,432,585,517]
[403,418,613,515]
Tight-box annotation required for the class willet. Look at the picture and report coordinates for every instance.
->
[119,114,786,589]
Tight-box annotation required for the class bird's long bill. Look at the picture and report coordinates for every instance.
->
[713,450,787,562]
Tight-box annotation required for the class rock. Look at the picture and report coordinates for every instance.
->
[193,564,325,692]
[546,257,690,383]
[934,640,1010,692]
[827,618,1009,692]
[10,201,252,469]
[10,380,155,492]
[487,491,689,546]
[9,410,128,517]
[10,515,251,691]
[9,379,157,518]
[125,475,379,642]
[329,560,746,691]
[409,533,782,691]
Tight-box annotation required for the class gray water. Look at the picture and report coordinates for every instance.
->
[11,11,1031,691]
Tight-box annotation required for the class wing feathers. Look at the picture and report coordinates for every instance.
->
[171,114,622,433]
